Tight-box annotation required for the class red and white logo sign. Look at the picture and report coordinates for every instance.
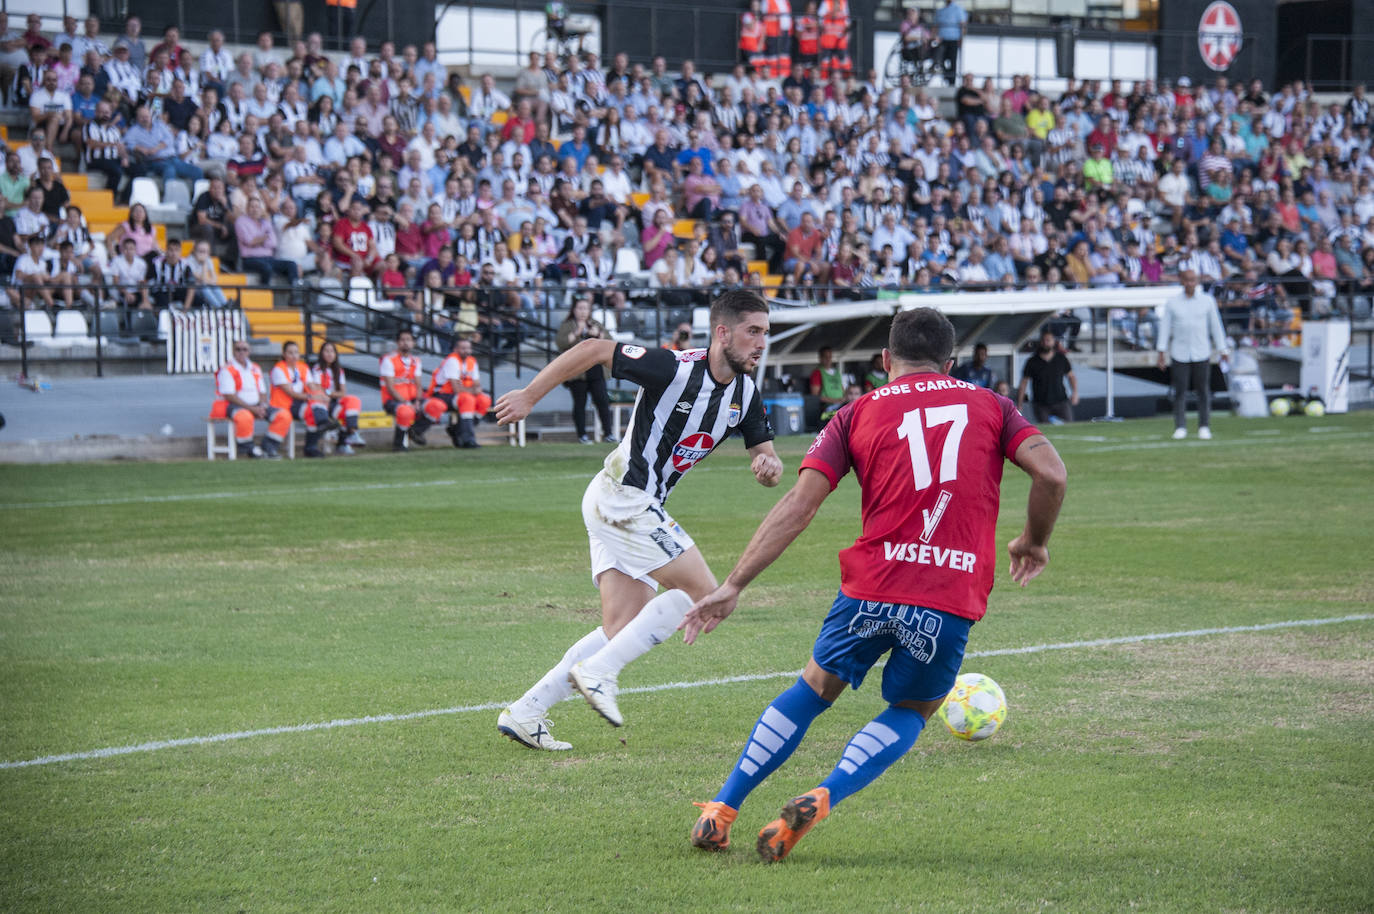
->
[671,432,715,471]
[1198,1,1242,72]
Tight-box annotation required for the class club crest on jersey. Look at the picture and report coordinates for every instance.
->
[620,345,647,360]
[671,432,715,471]
[727,403,741,426]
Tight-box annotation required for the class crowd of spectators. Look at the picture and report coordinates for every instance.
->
[4,10,1374,349]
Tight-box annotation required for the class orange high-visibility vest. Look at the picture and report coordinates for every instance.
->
[218,361,264,397]
[820,0,849,45]
[325,0,356,9]
[380,352,421,403]
[270,360,307,409]
[795,14,820,56]
[739,14,765,54]
[427,354,482,397]
[763,0,791,36]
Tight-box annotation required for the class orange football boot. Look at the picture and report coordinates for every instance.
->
[756,787,830,863]
[690,800,739,851]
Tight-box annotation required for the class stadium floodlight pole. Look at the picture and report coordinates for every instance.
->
[1093,305,1123,423]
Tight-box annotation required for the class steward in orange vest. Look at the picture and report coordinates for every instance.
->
[309,340,366,455]
[427,336,493,448]
[794,3,820,67]
[209,339,288,458]
[380,328,447,452]
[270,341,333,458]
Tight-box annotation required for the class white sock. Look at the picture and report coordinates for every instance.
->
[583,590,693,678]
[513,626,608,716]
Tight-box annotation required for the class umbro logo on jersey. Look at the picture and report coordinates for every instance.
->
[675,400,693,413]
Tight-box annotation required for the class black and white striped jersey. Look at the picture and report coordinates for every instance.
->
[602,344,773,506]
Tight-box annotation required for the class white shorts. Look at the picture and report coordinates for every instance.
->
[581,471,696,589]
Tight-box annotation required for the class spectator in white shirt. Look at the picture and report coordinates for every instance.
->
[198,30,233,91]
[108,237,152,310]
[28,71,73,152]
[11,236,61,310]
[103,43,142,100]
[71,16,110,64]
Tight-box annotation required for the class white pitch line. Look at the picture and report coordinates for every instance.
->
[2,612,1369,772]
[1079,430,1366,454]
[1,473,592,510]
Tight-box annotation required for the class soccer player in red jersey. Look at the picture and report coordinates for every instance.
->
[682,307,1067,862]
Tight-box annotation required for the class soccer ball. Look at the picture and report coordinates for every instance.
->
[1269,397,1292,417]
[1304,400,1326,417]
[937,673,1008,741]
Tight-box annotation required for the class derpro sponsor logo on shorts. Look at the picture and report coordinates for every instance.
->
[670,432,714,472]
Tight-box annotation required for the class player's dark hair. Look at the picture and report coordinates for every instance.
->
[889,307,954,367]
[709,289,769,330]
[396,328,414,342]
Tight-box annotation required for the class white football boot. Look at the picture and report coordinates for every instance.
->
[1198,426,1213,440]
[1172,427,1187,440]
[497,707,572,751]
[568,662,623,727]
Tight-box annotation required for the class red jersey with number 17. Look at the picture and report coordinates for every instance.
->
[800,370,1039,622]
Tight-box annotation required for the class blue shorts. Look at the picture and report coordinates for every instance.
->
[811,589,971,704]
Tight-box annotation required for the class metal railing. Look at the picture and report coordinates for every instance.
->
[1302,34,1374,91]
[9,274,1373,364]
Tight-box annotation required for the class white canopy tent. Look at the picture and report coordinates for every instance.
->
[760,285,1183,419]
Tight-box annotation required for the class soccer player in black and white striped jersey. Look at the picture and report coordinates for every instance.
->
[495,289,783,750]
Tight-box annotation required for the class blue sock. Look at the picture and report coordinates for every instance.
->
[714,678,832,810]
[818,705,925,806]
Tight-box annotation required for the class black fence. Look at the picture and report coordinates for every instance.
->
[7,275,1374,388]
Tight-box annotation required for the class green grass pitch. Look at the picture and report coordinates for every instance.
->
[2,412,1372,913]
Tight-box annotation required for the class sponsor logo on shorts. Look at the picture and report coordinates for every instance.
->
[620,345,647,360]
[670,432,715,472]
[848,602,942,663]
[649,527,685,559]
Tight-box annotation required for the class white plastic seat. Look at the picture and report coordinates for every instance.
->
[52,310,89,338]
[129,177,161,210]
[192,178,210,203]
[346,275,375,310]
[163,180,192,210]
[691,306,711,340]
[23,309,54,343]
[157,308,172,341]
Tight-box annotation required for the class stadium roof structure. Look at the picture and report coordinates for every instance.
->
[761,285,1185,371]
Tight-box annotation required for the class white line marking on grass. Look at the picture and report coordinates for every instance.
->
[3,613,1370,772]
[1080,430,1367,453]
[1246,429,1282,436]
[2,474,592,510]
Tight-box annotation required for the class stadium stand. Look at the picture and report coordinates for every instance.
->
[1,6,1373,453]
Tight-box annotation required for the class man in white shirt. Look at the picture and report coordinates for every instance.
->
[600,155,633,205]
[1157,268,1230,440]
[11,236,58,310]
[870,210,915,259]
[103,43,142,100]
[109,237,152,310]
[199,30,233,91]
[70,16,109,64]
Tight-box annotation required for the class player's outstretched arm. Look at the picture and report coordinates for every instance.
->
[680,468,832,644]
[1008,433,1067,587]
[748,441,783,487]
[494,339,617,425]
